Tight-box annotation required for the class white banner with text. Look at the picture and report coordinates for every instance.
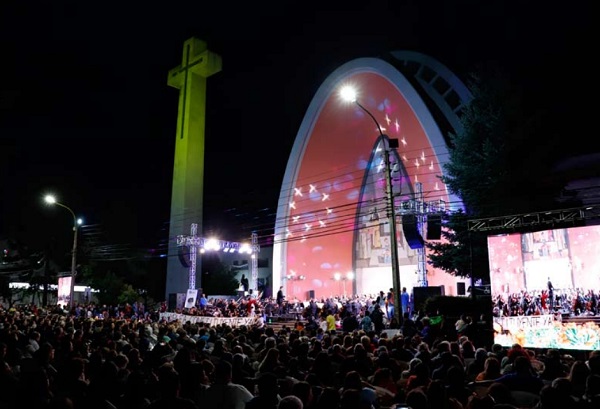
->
[159,312,256,327]
[493,314,555,333]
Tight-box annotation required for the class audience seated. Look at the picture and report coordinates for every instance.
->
[1,301,599,409]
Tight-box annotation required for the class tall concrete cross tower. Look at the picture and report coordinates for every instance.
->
[165,38,222,301]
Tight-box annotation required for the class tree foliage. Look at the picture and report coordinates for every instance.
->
[201,254,241,296]
[442,68,564,217]
[427,66,568,280]
[82,265,125,306]
[426,209,488,281]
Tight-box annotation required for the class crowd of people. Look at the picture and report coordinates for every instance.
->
[492,288,599,318]
[0,294,599,409]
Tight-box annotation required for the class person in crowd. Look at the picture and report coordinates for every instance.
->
[340,370,378,409]
[495,356,544,395]
[4,297,600,409]
[370,304,385,333]
[405,361,431,393]
[475,356,502,381]
[203,360,254,409]
[567,360,591,400]
[400,312,418,339]
[405,387,428,409]
[245,371,280,409]
[485,382,517,407]
[314,386,340,409]
[426,379,463,409]
[540,349,569,381]
[360,310,373,333]
[278,395,304,409]
[466,347,487,381]
[455,314,469,335]
[401,287,410,316]
[146,363,198,409]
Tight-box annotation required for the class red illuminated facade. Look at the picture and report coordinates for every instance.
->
[273,55,470,301]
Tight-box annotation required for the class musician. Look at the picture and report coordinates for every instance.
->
[540,290,548,312]
[547,278,554,311]
[276,286,285,314]
[240,274,249,292]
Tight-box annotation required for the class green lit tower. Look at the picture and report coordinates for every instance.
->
[165,38,222,301]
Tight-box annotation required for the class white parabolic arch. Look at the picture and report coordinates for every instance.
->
[272,58,460,299]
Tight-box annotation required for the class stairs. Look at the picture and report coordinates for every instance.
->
[266,320,298,333]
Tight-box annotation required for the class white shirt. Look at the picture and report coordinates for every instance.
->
[203,382,254,409]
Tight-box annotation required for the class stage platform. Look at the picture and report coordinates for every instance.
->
[562,314,600,324]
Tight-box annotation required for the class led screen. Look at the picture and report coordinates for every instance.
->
[57,276,71,308]
[488,225,600,350]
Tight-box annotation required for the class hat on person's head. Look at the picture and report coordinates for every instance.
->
[162,336,171,343]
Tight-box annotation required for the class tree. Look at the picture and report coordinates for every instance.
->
[427,66,568,280]
[82,265,126,305]
[443,68,564,217]
[426,209,489,282]
[201,254,240,296]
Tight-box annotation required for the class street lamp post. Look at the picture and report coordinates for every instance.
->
[340,86,403,325]
[44,195,81,311]
[333,272,354,298]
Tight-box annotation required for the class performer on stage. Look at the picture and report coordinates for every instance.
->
[240,274,249,292]
[547,277,554,311]
[276,286,285,315]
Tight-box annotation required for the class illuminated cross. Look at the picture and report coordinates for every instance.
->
[165,38,222,298]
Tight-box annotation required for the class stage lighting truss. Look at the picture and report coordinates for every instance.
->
[468,206,600,232]
[176,235,259,255]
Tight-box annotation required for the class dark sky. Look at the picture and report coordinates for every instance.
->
[0,1,595,258]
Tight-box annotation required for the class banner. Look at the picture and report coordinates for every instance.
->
[184,289,198,309]
[493,314,554,333]
[159,312,256,327]
[57,276,71,308]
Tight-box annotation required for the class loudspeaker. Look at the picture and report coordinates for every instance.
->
[402,214,424,249]
[178,246,190,268]
[307,290,315,300]
[426,214,442,240]
[413,286,443,312]
[457,282,466,296]
[168,293,178,311]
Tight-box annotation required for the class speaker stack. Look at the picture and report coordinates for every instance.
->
[426,214,442,240]
[402,214,424,249]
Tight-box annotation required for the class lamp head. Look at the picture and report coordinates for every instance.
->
[339,85,357,103]
[44,195,57,204]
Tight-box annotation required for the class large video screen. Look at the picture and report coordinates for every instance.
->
[488,225,600,350]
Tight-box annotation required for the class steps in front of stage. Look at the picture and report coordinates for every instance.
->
[562,315,600,324]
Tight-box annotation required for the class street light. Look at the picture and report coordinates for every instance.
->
[340,85,402,325]
[333,271,355,298]
[44,194,82,311]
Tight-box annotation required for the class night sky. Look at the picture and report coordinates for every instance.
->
[0,2,595,260]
